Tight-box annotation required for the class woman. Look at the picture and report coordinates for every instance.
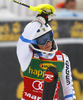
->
[17,4,76,100]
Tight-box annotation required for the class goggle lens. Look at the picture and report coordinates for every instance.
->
[36,31,53,45]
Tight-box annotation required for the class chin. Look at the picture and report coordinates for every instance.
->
[45,48,51,51]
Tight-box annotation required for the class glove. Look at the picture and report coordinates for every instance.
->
[32,4,56,25]
[37,12,56,24]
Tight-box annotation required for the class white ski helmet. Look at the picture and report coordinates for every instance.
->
[30,23,58,54]
[33,24,52,39]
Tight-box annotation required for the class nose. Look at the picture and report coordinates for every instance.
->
[46,41,52,46]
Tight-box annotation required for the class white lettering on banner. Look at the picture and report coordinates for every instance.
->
[37,97,42,100]
[24,92,42,100]
[56,55,63,61]
[32,80,44,91]
[25,92,31,98]
[45,74,54,80]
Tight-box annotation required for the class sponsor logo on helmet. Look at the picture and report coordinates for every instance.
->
[42,28,46,31]
[40,63,56,70]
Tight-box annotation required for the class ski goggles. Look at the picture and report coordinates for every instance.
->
[32,31,53,45]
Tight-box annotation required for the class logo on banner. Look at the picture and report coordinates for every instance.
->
[34,53,39,58]
[40,63,56,70]
[56,55,63,61]
[24,92,42,100]
[44,71,54,83]
[32,80,44,91]
[66,60,70,85]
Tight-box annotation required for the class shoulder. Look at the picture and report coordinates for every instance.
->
[55,50,70,62]
[62,53,70,64]
[54,50,64,61]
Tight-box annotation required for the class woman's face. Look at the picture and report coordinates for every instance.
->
[38,41,52,51]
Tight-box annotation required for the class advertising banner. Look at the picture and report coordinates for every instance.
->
[0,21,29,41]
[0,20,83,41]
[58,44,83,100]
[50,20,83,39]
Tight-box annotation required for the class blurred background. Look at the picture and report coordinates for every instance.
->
[0,0,83,100]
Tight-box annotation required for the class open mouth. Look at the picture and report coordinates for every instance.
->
[45,46,51,50]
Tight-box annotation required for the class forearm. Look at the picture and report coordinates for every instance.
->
[22,22,41,40]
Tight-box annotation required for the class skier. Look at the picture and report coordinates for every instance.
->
[16,4,76,100]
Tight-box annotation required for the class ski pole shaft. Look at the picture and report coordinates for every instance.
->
[11,0,30,8]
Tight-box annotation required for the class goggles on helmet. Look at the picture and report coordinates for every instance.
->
[31,30,53,45]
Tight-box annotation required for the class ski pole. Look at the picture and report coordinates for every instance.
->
[10,0,55,14]
[10,0,30,8]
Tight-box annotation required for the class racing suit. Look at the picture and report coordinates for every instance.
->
[17,21,76,100]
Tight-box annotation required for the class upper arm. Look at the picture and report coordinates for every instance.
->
[16,38,33,72]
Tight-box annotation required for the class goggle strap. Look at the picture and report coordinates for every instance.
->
[20,35,37,44]
[30,41,58,54]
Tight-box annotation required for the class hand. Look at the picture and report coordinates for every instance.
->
[37,12,56,24]
[33,4,56,25]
